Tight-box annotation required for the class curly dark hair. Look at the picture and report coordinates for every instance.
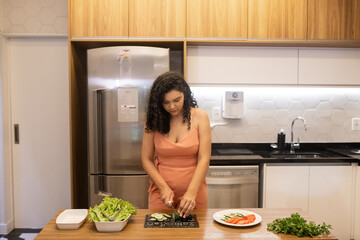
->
[145,71,198,134]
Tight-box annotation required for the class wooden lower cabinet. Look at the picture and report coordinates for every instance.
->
[264,163,354,240]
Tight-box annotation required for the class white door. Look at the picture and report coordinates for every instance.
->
[9,37,71,228]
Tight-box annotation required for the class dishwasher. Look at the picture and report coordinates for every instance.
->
[206,148,260,208]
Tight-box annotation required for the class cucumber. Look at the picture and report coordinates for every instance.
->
[150,213,171,222]
[172,212,180,220]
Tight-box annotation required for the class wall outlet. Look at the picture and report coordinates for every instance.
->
[212,107,222,121]
[352,118,360,131]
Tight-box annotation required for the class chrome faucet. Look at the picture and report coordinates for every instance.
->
[290,117,307,153]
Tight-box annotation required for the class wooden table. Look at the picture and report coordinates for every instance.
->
[35,208,338,239]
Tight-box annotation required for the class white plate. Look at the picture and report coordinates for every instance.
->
[56,209,88,230]
[213,209,262,227]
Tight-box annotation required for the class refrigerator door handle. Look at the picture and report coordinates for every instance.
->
[91,89,105,173]
[96,90,103,173]
[93,175,112,198]
[97,191,112,197]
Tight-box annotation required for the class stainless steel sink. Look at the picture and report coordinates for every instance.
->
[271,152,327,159]
[268,151,341,159]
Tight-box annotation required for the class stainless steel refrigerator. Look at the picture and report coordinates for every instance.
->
[87,46,170,208]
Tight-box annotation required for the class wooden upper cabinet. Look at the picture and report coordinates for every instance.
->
[248,0,307,39]
[308,0,360,40]
[357,0,360,39]
[187,0,247,38]
[129,0,186,37]
[70,0,128,37]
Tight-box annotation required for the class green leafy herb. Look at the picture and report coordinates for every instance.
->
[88,196,137,222]
[267,213,332,237]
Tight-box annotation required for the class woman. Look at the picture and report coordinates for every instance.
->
[141,71,211,218]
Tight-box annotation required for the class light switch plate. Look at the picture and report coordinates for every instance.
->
[352,118,360,131]
[212,107,222,121]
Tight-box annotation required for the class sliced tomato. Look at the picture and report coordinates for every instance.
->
[224,214,256,225]
[230,217,242,224]
[225,217,241,224]
[236,214,256,225]
[247,214,256,222]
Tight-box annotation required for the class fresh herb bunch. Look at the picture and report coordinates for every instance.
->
[267,213,332,237]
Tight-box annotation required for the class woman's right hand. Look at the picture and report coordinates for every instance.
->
[159,186,174,207]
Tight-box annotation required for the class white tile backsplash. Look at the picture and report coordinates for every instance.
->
[191,86,360,143]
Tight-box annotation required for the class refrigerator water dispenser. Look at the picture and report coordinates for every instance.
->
[222,91,244,119]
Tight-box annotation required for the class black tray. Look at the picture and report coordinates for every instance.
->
[144,214,199,228]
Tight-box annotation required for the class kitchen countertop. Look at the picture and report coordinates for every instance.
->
[36,208,338,239]
[210,143,360,165]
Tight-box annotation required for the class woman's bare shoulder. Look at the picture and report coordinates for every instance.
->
[193,108,209,124]
[195,108,208,116]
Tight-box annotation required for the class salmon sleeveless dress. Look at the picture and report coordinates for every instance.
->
[148,118,208,209]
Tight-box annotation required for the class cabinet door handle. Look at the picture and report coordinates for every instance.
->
[14,124,19,144]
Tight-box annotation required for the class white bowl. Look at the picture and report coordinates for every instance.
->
[56,209,88,230]
[94,215,131,232]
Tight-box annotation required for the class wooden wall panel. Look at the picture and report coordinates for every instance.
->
[248,0,307,39]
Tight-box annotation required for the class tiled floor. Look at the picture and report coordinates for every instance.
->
[0,229,41,240]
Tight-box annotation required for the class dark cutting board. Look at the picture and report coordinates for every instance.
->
[144,214,199,228]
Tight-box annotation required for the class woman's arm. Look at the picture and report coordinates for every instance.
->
[178,108,211,218]
[141,128,174,206]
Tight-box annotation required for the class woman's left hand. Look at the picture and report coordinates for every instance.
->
[178,192,196,218]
